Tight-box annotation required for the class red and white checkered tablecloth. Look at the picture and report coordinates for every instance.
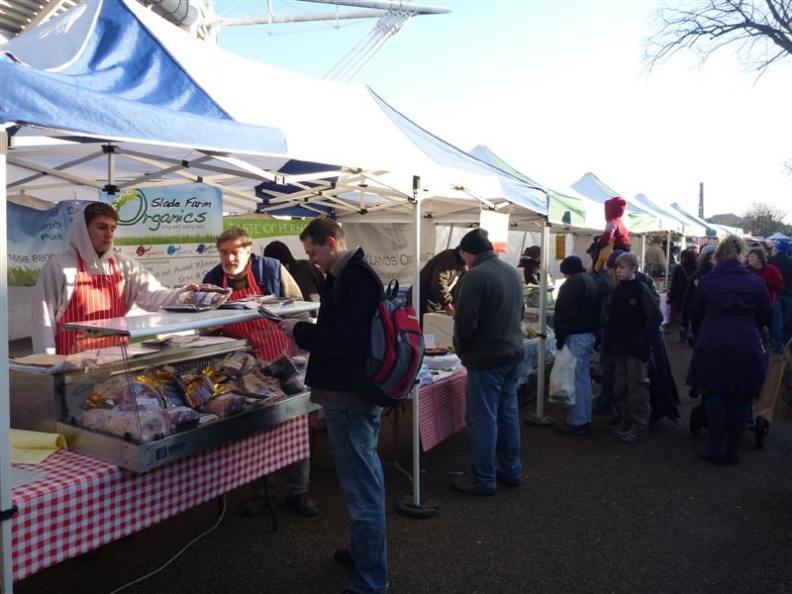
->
[417,370,467,451]
[11,415,309,582]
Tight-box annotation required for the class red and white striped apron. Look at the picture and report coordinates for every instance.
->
[55,251,127,355]
[222,265,293,363]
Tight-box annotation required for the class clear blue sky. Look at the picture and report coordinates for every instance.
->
[213,0,792,223]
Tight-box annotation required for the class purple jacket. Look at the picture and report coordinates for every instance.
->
[686,259,773,398]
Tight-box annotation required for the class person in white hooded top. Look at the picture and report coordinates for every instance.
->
[31,201,202,355]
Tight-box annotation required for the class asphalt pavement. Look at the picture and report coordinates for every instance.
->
[14,322,792,594]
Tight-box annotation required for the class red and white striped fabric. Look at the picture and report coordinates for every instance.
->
[10,415,309,582]
[221,265,293,363]
[55,252,127,354]
[417,370,467,451]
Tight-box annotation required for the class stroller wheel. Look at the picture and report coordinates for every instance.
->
[754,417,770,449]
[689,404,706,436]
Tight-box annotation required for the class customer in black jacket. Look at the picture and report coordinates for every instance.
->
[553,256,603,435]
[279,218,388,594]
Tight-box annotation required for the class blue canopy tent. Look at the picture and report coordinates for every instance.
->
[0,19,324,592]
[3,0,552,531]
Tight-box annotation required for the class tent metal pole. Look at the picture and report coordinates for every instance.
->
[536,218,550,419]
[1,130,16,593]
[665,231,671,290]
[396,175,437,519]
[412,179,421,506]
[525,213,552,428]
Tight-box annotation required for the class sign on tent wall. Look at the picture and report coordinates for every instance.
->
[342,222,437,286]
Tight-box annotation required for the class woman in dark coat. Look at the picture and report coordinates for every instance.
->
[686,236,774,465]
[263,240,324,301]
[679,244,716,346]
[668,247,698,339]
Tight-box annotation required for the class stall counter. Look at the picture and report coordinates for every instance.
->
[10,415,308,582]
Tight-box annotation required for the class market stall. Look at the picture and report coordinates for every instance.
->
[10,416,306,582]
[2,1,552,562]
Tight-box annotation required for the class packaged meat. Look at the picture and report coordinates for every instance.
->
[202,393,246,418]
[281,376,305,396]
[184,367,224,408]
[82,408,114,432]
[235,369,279,397]
[163,406,200,431]
[262,356,299,380]
[219,351,258,378]
[83,409,169,443]
[177,286,231,309]
[87,375,163,408]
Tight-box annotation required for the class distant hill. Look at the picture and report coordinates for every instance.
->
[708,213,743,227]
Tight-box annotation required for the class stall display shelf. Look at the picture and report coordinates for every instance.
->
[61,300,319,338]
[14,302,320,472]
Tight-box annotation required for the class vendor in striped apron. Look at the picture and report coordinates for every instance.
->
[32,202,199,355]
[202,226,318,519]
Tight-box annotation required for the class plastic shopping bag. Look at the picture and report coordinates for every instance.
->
[548,346,576,405]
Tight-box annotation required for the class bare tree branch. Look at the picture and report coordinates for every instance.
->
[742,201,787,235]
[646,0,792,75]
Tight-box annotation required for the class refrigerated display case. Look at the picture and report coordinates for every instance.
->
[10,303,319,472]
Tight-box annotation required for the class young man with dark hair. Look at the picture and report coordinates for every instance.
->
[279,218,388,594]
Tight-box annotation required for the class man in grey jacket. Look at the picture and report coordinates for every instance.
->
[452,229,525,496]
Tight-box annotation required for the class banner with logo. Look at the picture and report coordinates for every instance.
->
[95,184,223,285]
[99,184,223,244]
[342,222,437,286]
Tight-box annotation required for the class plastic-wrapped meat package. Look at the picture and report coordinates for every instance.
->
[184,374,218,408]
[219,351,258,379]
[82,408,114,433]
[178,286,230,308]
[102,410,169,443]
[87,375,163,409]
[235,369,279,397]
[202,393,246,418]
[281,376,306,395]
[163,407,200,431]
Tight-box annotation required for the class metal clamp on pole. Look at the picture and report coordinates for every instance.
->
[0,506,18,522]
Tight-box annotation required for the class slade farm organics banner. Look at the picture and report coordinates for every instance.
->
[100,184,224,286]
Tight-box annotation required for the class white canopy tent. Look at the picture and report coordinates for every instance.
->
[2,1,553,573]
[4,0,548,221]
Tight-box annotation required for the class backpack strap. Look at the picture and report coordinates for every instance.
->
[333,258,386,302]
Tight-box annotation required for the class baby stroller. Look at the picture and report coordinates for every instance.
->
[689,338,792,449]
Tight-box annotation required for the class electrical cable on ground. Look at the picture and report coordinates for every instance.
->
[105,495,228,594]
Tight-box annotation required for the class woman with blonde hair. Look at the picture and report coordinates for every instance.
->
[686,236,773,464]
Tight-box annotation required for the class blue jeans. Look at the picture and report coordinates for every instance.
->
[565,333,596,425]
[466,362,523,487]
[324,408,388,594]
[773,295,792,352]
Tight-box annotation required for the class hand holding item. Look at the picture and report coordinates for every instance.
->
[279,318,300,337]
[445,304,455,317]
[183,283,230,293]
